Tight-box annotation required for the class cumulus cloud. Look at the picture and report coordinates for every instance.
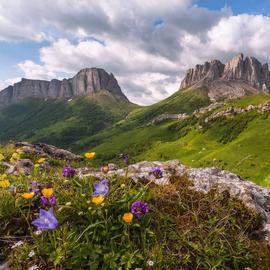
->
[1,1,270,104]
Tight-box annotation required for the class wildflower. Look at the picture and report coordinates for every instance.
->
[62,166,76,178]
[85,152,95,159]
[92,179,109,197]
[147,260,154,267]
[0,179,10,188]
[22,191,35,199]
[101,165,109,174]
[30,181,40,187]
[122,213,133,223]
[41,188,53,198]
[29,181,40,194]
[34,164,40,168]
[0,153,4,161]
[65,202,72,206]
[28,250,35,258]
[41,195,56,207]
[34,230,42,236]
[120,153,129,164]
[32,208,58,230]
[11,152,20,160]
[152,167,163,179]
[131,201,149,218]
[120,184,126,188]
[11,241,24,249]
[37,158,46,164]
[92,195,104,205]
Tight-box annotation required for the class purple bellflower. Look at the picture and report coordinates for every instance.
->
[62,166,76,178]
[152,167,163,179]
[92,179,109,197]
[32,208,58,230]
[131,201,149,218]
[41,195,56,207]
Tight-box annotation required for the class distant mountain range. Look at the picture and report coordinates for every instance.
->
[0,68,128,106]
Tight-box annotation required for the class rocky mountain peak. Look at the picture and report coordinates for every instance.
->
[180,53,270,100]
[0,68,128,106]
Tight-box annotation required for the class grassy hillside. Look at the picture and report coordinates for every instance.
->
[2,86,270,186]
[88,94,270,186]
[0,91,137,150]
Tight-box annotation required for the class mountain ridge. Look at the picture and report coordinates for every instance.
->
[180,53,270,101]
[0,67,129,106]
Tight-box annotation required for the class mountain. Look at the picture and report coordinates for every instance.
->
[180,53,270,100]
[0,68,128,106]
[0,68,137,149]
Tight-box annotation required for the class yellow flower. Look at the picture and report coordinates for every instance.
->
[41,188,53,198]
[122,213,133,223]
[0,153,5,161]
[22,192,35,199]
[34,163,40,168]
[11,152,20,160]
[85,152,96,159]
[92,195,104,205]
[0,180,10,188]
[101,165,109,174]
[37,158,46,164]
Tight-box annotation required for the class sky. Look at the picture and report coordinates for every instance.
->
[1,0,270,105]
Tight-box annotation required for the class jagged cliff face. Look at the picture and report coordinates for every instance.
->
[0,68,128,106]
[180,53,270,100]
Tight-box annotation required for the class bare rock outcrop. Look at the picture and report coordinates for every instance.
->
[15,142,83,161]
[0,68,128,106]
[180,53,270,101]
[77,160,270,245]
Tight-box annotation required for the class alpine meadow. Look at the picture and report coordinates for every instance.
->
[1,1,270,269]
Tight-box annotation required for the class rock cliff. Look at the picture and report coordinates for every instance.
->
[0,68,128,106]
[180,53,270,100]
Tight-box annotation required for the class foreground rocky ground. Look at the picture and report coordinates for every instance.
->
[78,160,270,246]
[1,142,270,269]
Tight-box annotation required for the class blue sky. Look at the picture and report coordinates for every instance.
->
[1,0,270,105]
[196,0,270,15]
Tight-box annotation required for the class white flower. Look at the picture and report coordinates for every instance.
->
[147,260,154,267]
[28,265,39,270]
[28,250,35,258]
[34,230,42,236]
[11,241,24,249]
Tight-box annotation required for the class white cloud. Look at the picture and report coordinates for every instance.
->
[18,60,56,80]
[0,77,21,90]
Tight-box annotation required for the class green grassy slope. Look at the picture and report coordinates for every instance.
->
[73,87,209,155]
[0,91,137,150]
[89,94,270,186]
